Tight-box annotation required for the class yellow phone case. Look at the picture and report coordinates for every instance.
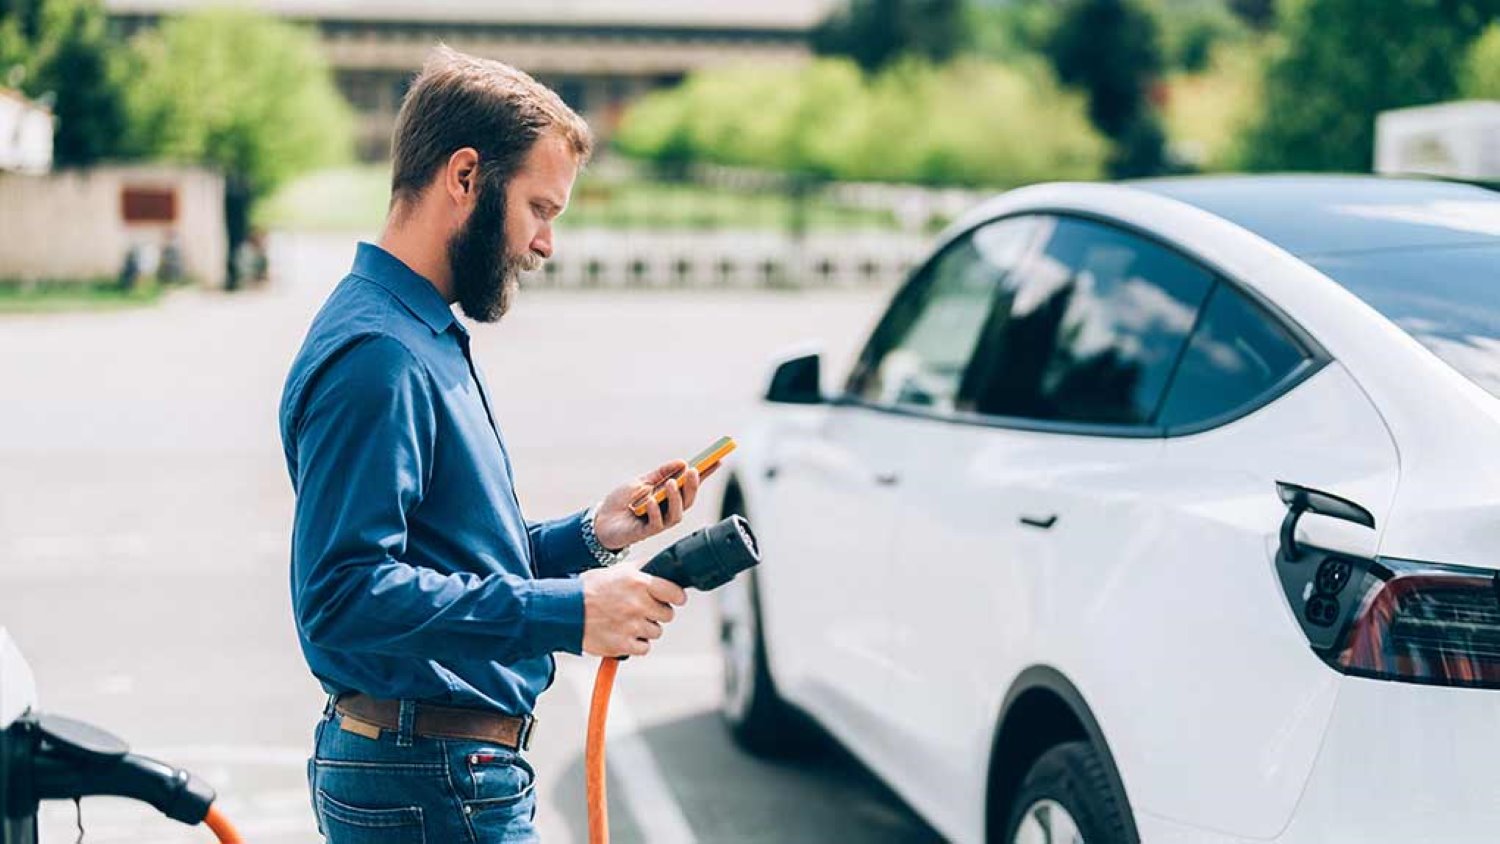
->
[630,436,737,517]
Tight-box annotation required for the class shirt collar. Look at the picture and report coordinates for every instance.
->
[350,242,459,335]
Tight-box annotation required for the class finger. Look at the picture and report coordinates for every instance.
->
[646,576,689,607]
[638,620,664,640]
[646,601,676,624]
[630,639,651,657]
[644,481,666,533]
[680,467,700,511]
[664,477,684,526]
[645,459,688,485]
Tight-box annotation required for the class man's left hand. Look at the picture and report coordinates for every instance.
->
[593,459,712,551]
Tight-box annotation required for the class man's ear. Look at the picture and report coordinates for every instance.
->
[444,147,480,208]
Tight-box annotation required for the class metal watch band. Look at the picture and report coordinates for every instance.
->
[582,505,629,567]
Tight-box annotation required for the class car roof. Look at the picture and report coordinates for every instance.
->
[1131,174,1500,257]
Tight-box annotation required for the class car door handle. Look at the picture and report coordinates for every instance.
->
[1019,514,1058,529]
[874,471,900,486]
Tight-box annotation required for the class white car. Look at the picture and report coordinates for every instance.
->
[714,176,1500,844]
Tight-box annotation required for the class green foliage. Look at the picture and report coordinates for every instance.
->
[1153,0,1249,72]
[124,7,353,199]
[615,57,1105,187]
[966,0,1060,61]
[7,0,130,167]
[1165,40,1265,171]
[1460,22,1500,99]
[1228,0,1276,29]
[1241,0,1496,172]
[813,0,968,72]
[1046,0,1168,176]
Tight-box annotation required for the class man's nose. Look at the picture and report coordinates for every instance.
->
[532,224,553,260]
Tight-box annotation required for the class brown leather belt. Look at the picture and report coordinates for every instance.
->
[333,693,537,751]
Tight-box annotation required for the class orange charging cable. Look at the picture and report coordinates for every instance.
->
[202,804,243,843]
[586,657,622,844]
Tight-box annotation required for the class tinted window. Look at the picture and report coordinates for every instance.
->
[849,217,1038,412]
[1157,282,1308,429]
[1310,245,1500,400]
[965,217,1214,426]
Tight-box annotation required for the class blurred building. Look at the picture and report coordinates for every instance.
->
[104,0,833,160]
[1375,101,1500,182]
[0,88,54,175]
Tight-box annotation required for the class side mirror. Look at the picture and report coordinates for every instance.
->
[764,352,823,405]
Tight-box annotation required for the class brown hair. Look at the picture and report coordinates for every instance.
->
[389,45,593,209]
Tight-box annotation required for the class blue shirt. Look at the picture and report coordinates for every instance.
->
[280,242,594,715]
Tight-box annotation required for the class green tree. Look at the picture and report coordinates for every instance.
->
[0,0,45,41]
[1242,0,1495,172]
[615,57,1105,188]
[967,0,1059,61]
[1460,21,1500,98]
[1046,0,1169,177]
[813,0,968,72]
[125,7,353,284]
[1228,0,1275,29]
[24,0,129,167]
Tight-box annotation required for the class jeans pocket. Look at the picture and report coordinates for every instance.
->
[462,748,536,810]
[316,788,425,844]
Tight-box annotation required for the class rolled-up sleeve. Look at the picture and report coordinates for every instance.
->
[289,334,585,662]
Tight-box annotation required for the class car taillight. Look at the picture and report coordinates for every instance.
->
[1332,557,1500,689]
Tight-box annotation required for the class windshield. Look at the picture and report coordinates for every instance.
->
[1310,245,1500,399]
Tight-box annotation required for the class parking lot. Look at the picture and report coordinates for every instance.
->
[0,232,945,842]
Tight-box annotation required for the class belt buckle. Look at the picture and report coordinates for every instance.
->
[518,714,537,751]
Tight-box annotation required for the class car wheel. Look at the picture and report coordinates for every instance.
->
[717,564,814,757]
[1003,741,1136,844]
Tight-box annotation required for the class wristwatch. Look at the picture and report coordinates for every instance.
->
[582,504,630,567]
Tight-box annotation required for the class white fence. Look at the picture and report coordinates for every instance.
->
[535,228,932,290]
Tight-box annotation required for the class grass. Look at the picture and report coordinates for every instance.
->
[0,278,168,314]
[253,163,901,232]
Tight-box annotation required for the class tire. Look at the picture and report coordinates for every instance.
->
[716,494,817,756]
[1001,741,1137,844]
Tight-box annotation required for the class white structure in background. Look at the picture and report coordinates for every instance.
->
[0,165,227,286]
[0,88,54,174]
[1375,100,1500,180]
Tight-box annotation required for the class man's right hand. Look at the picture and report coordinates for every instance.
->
[580,562,688,657]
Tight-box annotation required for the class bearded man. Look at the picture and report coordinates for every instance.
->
[278,46,703,842]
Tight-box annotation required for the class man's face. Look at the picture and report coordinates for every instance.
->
[448,133,577,322]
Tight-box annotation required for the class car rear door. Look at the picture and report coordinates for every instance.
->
[876,215,1222,834]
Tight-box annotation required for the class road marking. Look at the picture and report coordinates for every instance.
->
[561,660,697,844]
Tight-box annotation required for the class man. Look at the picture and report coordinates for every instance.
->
[279,46,702,842]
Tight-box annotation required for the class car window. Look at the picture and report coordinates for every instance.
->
[964,216,1215,426]
[1157,282,1309,430]
[848,216,1038,412]
[1309,245,1500,400]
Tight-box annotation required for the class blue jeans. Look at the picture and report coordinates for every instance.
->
[307,695,539,843]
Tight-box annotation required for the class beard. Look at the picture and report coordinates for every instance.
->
[447,178,543,323]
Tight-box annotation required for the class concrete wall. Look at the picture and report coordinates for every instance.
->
[0,165,226,287]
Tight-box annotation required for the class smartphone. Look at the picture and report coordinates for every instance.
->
[630,435,737,518]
